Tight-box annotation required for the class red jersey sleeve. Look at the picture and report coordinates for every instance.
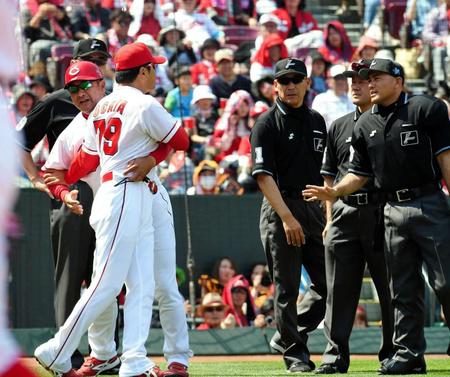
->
[149,142,172,164]
[65,149,100,185]
[166,126,190,151]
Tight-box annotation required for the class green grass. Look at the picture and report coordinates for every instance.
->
[32,358,450,376]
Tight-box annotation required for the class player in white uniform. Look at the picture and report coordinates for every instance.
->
[35,43,190,377]
[44,60,191,377]
[0,1,37,376]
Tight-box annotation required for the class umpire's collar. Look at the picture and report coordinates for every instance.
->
[275,97,308,117]
[353,107,362,122]
[371,91,408,115]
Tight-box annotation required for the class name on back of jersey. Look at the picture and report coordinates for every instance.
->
[92,100,128,118]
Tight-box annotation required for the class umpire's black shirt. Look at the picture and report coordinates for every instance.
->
[18,89,78,152]
[250,97,327,189]
[348,92,450,191]
[321,109,378,191]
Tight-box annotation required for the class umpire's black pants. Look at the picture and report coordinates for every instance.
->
[322,199,394,370]
[384,191,450,362]
[260,196,327,367]
[50,180,95,327]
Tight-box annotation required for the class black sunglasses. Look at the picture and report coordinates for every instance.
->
[277,76,304,85]
[204,306,224,313]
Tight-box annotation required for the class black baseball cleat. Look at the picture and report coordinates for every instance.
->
[378,357,426,375]
[287,360,315,373]
[314,363,347,374]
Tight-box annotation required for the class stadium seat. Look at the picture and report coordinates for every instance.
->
[221,26,260,46]
[46,43,74,90]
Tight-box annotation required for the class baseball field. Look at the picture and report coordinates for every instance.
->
[29,355,450,376]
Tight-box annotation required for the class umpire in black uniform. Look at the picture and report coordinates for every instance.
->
[19,39,110,368]
[303,58,450,374]
[251,58,327,373]
[315,60,393,374]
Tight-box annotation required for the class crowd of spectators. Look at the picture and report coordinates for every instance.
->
[11,0,450,196]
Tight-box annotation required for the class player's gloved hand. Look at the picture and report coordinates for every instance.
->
[281,214,305,247]
[302,185,338,202]
[43,169,68,186]
[124,156,156,182]
[30,176,54,199]
[63,190,83,215]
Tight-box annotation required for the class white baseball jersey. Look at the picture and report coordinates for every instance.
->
[44,112,101,194]
[44,102,191,367]
[83,85,181,178]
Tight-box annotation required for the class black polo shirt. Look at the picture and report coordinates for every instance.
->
[321,109,378,192]
[250,98,326,190]
[348,92,450,191]
[18,89,78,152]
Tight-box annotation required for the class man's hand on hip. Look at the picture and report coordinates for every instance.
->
[124,156,156,182]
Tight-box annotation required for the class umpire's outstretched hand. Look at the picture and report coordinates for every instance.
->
[303,185,337,202]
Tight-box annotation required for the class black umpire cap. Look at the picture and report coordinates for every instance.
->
[73,38,111,59]
[275,58,307,79]
[343,59,372,78]
[359,58,405,81]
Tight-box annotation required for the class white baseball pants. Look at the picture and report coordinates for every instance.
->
[43,179,155,377]
[88,183,192,367]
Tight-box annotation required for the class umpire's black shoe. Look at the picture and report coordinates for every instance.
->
[314,363,347,374]
[378,357,426,375]
[287,360,315,373]
[71,349,85,370]
[447,341,450,356]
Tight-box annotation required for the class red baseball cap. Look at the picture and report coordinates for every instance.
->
[65,61,103,87]
[114,42,166,71]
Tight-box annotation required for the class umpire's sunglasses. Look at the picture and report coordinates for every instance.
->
[67,80,96,94]
[277,76,305,85]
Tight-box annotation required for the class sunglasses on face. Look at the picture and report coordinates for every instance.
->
[67,80,94,94]
[277,76,304,86]
[204,306,224,313]
[119,21,131,27]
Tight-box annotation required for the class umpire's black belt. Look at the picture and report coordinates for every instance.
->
[341,191,385,206]
[385,181,440,203]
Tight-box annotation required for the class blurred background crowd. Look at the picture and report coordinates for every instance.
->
[11,0,450,198]
[8,0,450,329]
